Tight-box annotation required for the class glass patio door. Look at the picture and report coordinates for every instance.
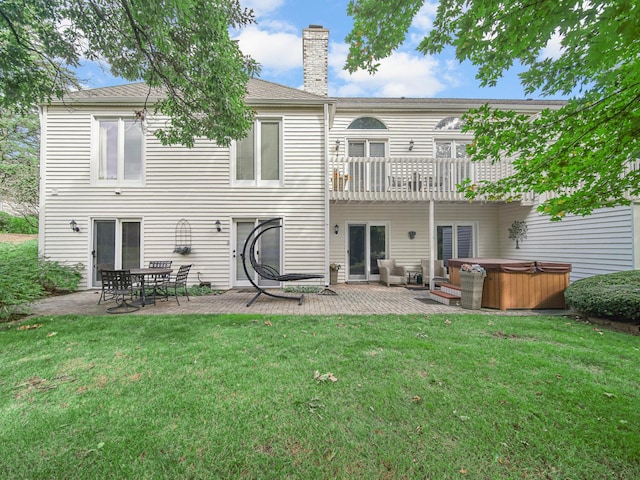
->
[92,219,141,286]
[234,219,281,287]
[347,223,387,281]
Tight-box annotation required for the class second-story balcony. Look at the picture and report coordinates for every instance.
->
[329,155,535,203]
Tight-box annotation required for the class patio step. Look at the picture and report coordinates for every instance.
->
[430,290,461,306]
[440,283,461,297]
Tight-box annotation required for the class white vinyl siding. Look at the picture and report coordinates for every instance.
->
[498,203,635,282]
[40,105,326,289]
[329,203,500,283]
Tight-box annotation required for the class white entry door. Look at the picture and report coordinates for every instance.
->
[234,219,281,287]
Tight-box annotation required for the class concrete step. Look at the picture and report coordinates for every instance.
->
[430,290,461,306]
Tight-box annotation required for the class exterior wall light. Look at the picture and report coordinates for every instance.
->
[70,220,80,232]
[334,224,339,235]
[409,139,414,151]
[215,219,222,232]
[408,230,416,240]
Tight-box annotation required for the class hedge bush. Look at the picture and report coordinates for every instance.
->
[0,240,82,322]
[565,270,640,323]
[0,212,38,234]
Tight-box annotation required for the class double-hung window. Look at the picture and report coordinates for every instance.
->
[347,140,386,192]
[235,118,282,186]
[94,118,144,186]
[437,223,476,268]
[435,139,472,190]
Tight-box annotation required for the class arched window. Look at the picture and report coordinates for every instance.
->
[435,116,465,130]
[347,117,387,129]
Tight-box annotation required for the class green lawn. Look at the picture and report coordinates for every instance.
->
[1,313,638,479]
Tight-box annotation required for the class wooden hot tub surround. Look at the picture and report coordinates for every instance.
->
[448,258,572,310]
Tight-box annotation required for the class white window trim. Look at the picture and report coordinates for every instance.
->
[231,117,283,187]
[91,116,146,187]
[346,138,389,157]
[434,138,472,158]
[435,221,478,262]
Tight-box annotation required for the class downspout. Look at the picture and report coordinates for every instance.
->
[324,102,330,287]
[38,106,46,258]
[429,199,435,289]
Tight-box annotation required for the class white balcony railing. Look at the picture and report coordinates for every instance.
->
[329,156,535,203]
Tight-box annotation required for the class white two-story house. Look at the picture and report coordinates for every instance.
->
[38,26,639,291]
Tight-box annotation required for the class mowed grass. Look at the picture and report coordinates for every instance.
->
[1,313,638,479]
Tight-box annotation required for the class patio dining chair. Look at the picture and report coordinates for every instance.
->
[96,263,116,304]
[100,269,141,314]
[148,260,173,298]
[162,264,192,305]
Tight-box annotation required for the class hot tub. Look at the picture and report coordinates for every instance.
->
[448,258,572,310]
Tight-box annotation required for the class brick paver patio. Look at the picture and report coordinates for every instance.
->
[28,284,571,318]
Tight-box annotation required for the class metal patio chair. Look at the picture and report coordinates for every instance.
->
[162,264,192,305]
[100,269,141,314]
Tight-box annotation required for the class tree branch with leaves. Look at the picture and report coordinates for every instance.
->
[1,0,260,147]
[345,0,640,219]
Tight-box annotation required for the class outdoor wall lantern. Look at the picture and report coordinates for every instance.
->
[215,219,222,232]
[335,139,340,152]
[409,139,414,151]
[69,220,80,233]
[334,224,339,235]
[408,230,416,240]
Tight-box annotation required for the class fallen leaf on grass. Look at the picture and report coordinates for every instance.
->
[603,392,617,398]
[17,324,42,331]
[412,395,421,403]
[313,370,338,382]
[47,332,57,337]
[264,320,272,327]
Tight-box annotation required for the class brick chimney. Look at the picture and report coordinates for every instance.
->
[302,25,329,96]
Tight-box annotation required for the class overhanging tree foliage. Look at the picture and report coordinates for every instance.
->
[0,0,259,147]
[345,0,640,219]
[0,109,39,217]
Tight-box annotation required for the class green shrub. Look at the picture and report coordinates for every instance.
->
[565,270,640,323]
[0,240,82,321]
[0,212,38,233]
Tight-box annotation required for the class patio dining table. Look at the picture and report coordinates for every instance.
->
[130,267,173,306]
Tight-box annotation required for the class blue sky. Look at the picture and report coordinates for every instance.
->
[76,0,565,100]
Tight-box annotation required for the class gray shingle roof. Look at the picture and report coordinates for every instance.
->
[56,79,566,110]
[58,79,329,105]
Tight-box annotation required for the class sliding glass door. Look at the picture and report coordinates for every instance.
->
[347,223,387,281]
[92,219,141,286]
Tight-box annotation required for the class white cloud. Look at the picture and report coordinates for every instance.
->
[235,25,301,73]
[540,30,564,59]
[330,43,447,97]
[411,2,439,32]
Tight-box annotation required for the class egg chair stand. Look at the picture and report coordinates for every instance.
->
[240,218,323,306]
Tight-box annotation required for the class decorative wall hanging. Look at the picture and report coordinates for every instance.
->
[508,220,528,249]
[173,218,192,254]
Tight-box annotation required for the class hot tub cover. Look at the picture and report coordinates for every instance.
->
[448,258,571,274]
